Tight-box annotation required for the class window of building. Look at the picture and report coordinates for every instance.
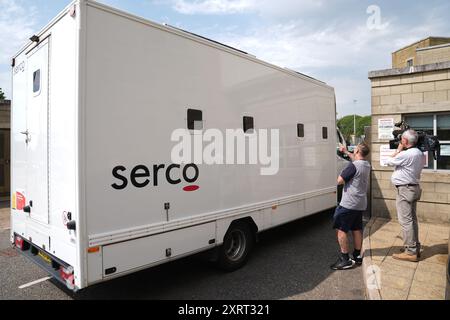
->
[322,127,328,139]
[33,69,40,94]
[243,116,254,133]
[406,58,414,67]
[404,113,450,171]
[297,124,304,138]
[404,115,434,135]
[187,109,203,130]
[437,115,450,170]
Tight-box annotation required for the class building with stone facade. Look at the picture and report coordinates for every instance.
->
[369,38,450,224]
[392,37,450,68]
[0,99,10,201]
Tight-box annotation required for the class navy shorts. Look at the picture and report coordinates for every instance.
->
[333,205,363,232]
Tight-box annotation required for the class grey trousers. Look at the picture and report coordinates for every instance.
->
[396,185,422,255]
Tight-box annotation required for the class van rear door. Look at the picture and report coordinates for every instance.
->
[24,39,50,225]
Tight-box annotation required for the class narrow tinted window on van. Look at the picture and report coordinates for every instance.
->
[187,109,203,130]
[33,69,40,93]
[297,124,305,138]
[243,116,254,133]
[322,127,328,139]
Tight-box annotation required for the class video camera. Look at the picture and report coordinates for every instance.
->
[389,120,441,160]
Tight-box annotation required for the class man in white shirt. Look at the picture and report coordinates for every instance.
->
[386,130,424,262]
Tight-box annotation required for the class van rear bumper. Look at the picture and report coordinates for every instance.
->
[13,233,77,291]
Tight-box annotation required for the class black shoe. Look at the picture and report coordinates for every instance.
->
[352,253,363,265]
[330,256,355,270]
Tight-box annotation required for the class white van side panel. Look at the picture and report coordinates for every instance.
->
[83,3,337,244]
[47,9,79,268]
[102,222,216,277]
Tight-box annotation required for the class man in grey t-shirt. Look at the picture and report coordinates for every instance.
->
[331,143,371,270]
[386,129,424,262]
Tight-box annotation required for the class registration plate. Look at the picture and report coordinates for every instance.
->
[38,251,52,264]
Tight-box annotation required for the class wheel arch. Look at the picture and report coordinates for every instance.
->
[217,215,260,245]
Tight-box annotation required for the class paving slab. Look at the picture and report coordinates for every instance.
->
[379,261,416,279]
[413,269,446,288]
[416,261,446,274]
[362,217,449,300]
[0,206,10,230]
[408,280,446,300]
[380,286,409,300]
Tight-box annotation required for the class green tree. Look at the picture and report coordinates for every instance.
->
[338,115,361,141]
[358,116,372,136]
[337,115,372,141]
[0,88,5,101]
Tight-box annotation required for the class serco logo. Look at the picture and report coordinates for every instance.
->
[13,61,25,75]
[111,163,200,192]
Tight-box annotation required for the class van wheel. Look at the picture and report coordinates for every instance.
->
[218,221,254,272]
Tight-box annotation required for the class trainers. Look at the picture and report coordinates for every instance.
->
[352,253,363,265]
[330,256,355,270]
[399,245,421,258]
[392,252,419,262]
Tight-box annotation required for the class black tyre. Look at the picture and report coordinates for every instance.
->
[217,221,255,272]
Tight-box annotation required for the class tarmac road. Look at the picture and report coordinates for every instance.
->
[0,209,365,300]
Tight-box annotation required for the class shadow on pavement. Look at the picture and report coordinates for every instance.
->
[370,243,448,261]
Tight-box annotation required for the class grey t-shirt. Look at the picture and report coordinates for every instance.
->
[339,160,371,211]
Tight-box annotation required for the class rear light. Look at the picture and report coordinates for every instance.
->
[14,236,28,251]
[60,266,75,290]
[14,235,30,251]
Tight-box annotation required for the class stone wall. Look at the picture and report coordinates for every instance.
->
[392,37,450,69]
[392,38,432,69]
[0,100,10,129]
[417,44,450,66]
[370,67,450,224]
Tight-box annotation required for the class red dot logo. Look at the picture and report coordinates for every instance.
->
[183,185,200,192]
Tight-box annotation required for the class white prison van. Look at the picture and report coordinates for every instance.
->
[11,0,338,291]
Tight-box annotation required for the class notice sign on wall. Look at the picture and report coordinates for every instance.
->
[380,145,429,168]
[440,145,450,157]
[380,145,395,167]
[378,118,395,140]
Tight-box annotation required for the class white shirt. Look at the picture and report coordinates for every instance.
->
[386,148,425,186]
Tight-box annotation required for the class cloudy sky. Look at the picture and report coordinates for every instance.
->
[1,0,450,117]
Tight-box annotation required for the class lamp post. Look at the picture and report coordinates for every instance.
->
[353,99,358,144]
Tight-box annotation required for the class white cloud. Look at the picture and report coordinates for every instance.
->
[0,0,37,61]
[173,0,255,15]
[0,0,37,97]
[328,76,372,118]
[253,0,325,20]
[217,23,391,70]
[207,5,450,116]
[210,24,380,116]
[172,0,326,15]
